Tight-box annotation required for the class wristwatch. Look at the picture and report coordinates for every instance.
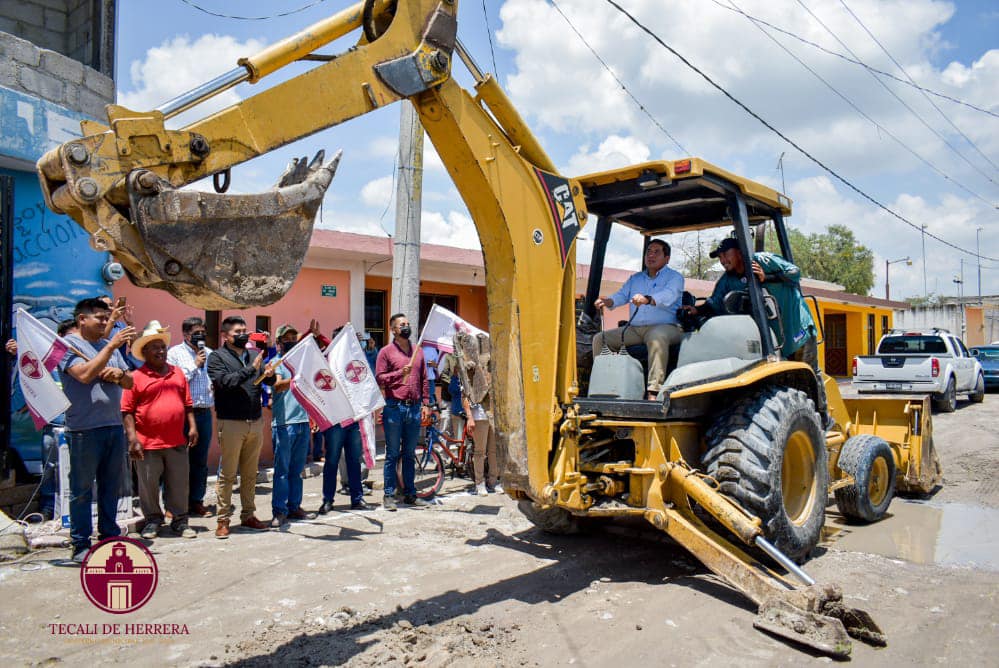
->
[644,295,655,305]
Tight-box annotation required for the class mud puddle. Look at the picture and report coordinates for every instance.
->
[823,499,999,570]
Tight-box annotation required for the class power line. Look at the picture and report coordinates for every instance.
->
[177,0,329,21]
[793,0,999,191]
[599,0,998,263]
[722,0,996,209]
[550,0,688,156]
[704,0,999,120]
[838,0,999,174]
[481,0,499,77]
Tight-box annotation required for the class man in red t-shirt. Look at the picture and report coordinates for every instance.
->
[122,321,197,539]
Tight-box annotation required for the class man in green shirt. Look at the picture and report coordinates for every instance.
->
[684,237,828,424]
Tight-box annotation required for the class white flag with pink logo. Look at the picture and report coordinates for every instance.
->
[15,308,71,429]
[280,335,353,431]
[327,324,385,467]
[327,323,385,418]
[416,303,487,353]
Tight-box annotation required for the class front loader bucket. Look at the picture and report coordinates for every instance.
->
[841,394,941,494]
[124,150,341,309]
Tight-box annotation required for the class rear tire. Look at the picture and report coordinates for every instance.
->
[969,373,985,403]
[834,435,896,522]
[703,386,828,563]
[398,444,444,499]
[517,500,580,535]
[933,377,957,412]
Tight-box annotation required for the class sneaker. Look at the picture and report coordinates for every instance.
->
[177,525,197,539]
[382,495,398,512]
[269,513,289,528]
[71,546,89,564]
[140,522,160,539]
[350,501,374,511]
[490,483,504,494]
[404,496,429,508]
[474,482,487,496]
[317,501,335,515]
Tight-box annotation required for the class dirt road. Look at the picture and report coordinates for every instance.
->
[2,393,998,666]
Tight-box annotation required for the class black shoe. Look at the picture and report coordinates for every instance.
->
[403,496,429,508]
[383,495,398,511]
[71,546,89,564]
[350,501,374,511]
[317,501,334,515]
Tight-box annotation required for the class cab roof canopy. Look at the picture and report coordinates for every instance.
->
[576,157,792,236]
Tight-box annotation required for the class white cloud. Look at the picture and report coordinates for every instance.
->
[420,211,481,250]
[118,34,266,128]
[564,135,651,175]
[360,176,394,208]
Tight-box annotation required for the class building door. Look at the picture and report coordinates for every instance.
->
[364,290,386,347]
[824,313,848,376]
[419,294,458,331]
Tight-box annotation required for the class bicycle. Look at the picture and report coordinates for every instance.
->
[396,410,475,499]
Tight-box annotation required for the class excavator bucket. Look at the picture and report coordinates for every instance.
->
[123,150,340,309]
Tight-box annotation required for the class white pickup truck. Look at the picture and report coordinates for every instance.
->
[852,328,985,412]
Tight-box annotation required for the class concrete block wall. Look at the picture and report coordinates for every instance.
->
[0,30,113,119]
[0,0,101,69]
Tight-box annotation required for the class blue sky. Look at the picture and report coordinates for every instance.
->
[115,0,998,300]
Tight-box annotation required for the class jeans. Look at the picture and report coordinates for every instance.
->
[187,408,213,506]
[40,426,60,515]
[66,425,127,550]
[320,423,364,505]
[311,430,325,462]
[382,400,422,497]
[271,422,310,515]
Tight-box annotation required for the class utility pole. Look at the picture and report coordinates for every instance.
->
[954,259,965,339]
[390,101,424,326]
[920,224,928,297]
[977,226,983,304]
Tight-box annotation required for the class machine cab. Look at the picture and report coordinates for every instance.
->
[574,158,796,418]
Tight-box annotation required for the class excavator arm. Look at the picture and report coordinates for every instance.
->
[36,0,584,501]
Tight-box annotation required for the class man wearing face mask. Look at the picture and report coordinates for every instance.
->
[207,315,276,538]
[268,324,317,527]
[375,313,432,511]
[167,316,215,518]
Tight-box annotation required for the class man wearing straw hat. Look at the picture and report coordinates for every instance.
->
[58,298,135,563]
[122,321,198,540]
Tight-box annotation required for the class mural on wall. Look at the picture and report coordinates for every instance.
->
[3,88,110,472]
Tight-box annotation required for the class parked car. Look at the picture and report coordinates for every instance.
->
[852,328,985,412]
[970,345,999,390]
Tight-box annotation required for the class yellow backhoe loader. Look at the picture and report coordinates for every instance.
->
[36,0,941,657]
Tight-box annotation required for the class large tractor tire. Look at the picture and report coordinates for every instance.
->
[704,386,828,563]
[834,434,896,522]
[517,500,581,535]
[933,376,957,413]
[969,373,985,403]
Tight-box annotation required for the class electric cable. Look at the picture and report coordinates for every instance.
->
[793,0,998,190]
[703,0,998,120]
[177,0,330,21]
[599,0,998,263]
[482,0,499,77]
[722,0,995,209]
[551,0,688,155]
[838,0,998,173]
